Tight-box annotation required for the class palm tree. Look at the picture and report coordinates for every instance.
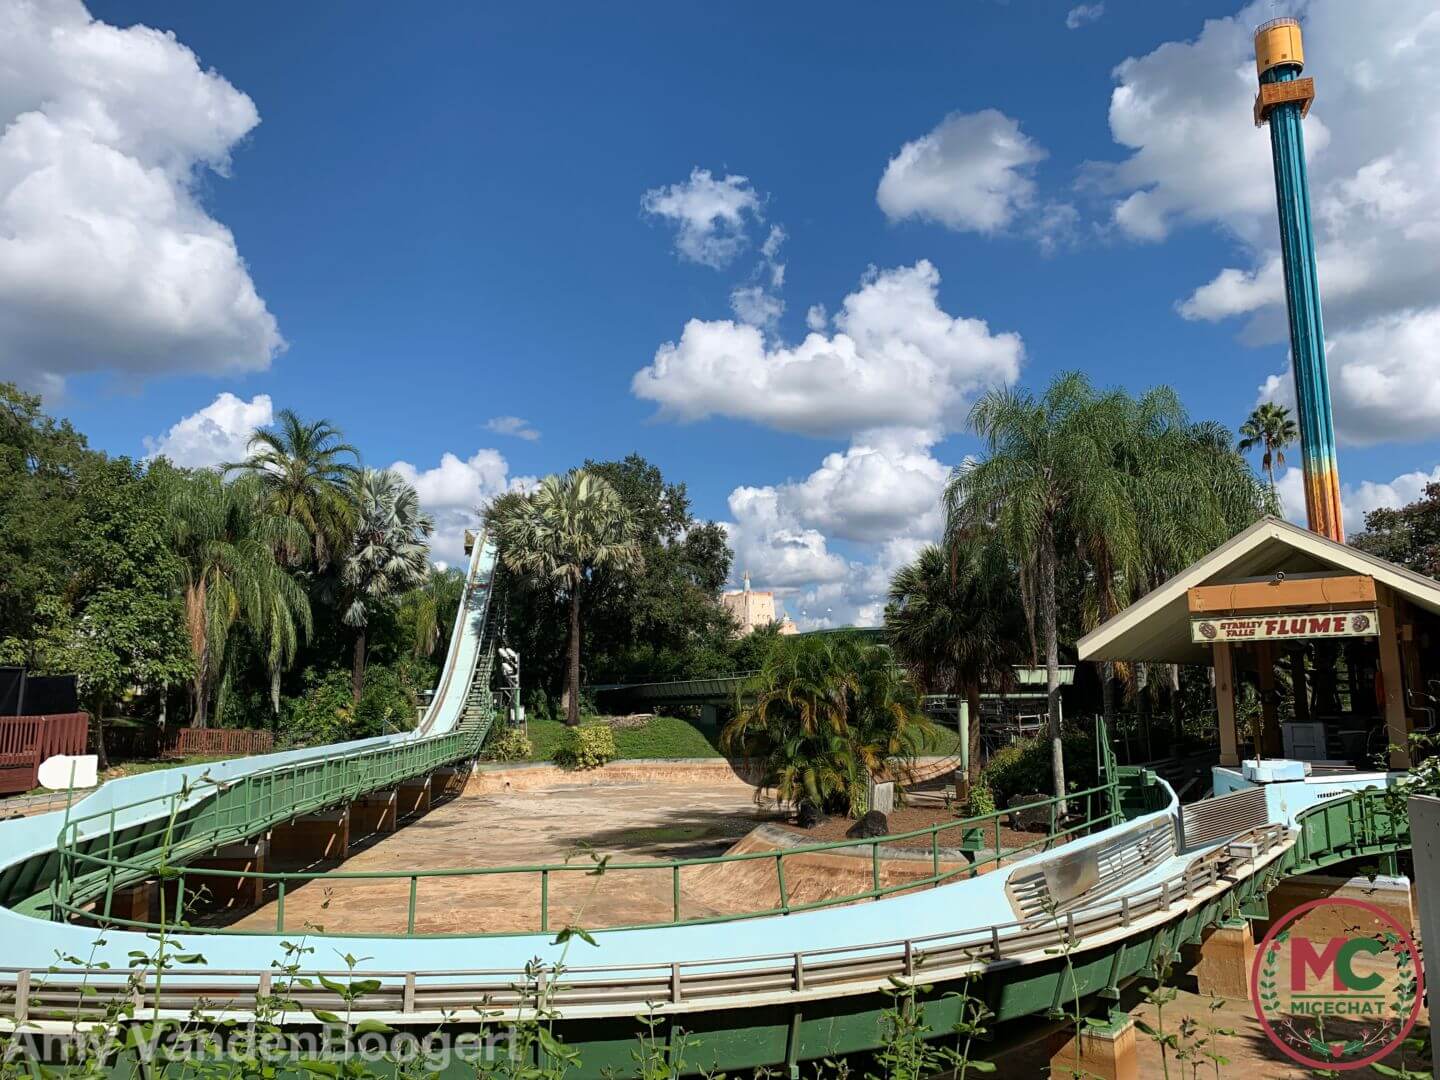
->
[1237,402,1298,494]
[490,470,642,726]
[722,633,929,816]
[402,566,467,661]
[886,533,1025,781]
[166,473,311,727]
[224,409,361,569]
[945,372,1111,804]
[342,469,434,701]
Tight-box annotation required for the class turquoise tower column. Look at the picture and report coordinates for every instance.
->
[1253,17,1343,542]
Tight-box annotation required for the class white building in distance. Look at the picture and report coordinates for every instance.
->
[722,573,798,637]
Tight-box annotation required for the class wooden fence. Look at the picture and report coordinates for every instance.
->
[169,727,273,758]
[0,714,89,795]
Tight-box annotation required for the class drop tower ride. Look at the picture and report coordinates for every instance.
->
[1252,17,1343,542]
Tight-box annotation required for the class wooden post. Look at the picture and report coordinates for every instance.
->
[1376,586,1412,769]
[1214,642,1240,767]
[1257,643,1283,758]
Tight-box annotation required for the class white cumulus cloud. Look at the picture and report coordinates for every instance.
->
[722,432,952,629]
[632,260,1023,438]
[1275,462,1440,537]
[1066,4,1106,29]
[484,416,540,441]
[390,449,536,566]
[0,0,283,394]
[1103,0,1440,444]
[640,167,763,269]
[143,392,272,468]
[877,110,1047,234]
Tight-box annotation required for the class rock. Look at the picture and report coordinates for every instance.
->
[846,810,890,839]
[1008,793,1051,832]
[795,801,827,829]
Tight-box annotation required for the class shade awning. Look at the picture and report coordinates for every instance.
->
[1077,517,1440,665]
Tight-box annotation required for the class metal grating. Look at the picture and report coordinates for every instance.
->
[1180,787,1269,850]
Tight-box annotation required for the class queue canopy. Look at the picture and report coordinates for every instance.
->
[1077,517,1440,667]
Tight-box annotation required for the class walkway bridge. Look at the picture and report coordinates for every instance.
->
[0,528,1413,1076]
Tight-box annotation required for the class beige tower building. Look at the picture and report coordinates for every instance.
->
[722,573,798,636]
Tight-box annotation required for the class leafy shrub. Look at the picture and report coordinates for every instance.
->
[980,731,1097,803]
[554,723,616,770]
[484,726,533,762]
[280,666,417,748]
[961,780,996,819]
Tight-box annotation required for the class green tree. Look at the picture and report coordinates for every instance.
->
[7,457,193,764]
[723,633,930,816]
[1237,402,1298,494]
[341,469,433,702]
[166,472,311,728]
[0,383,90,651]
[886,534,1024,780]
[490,469,642,725]
[945,372,1112,803]
[223,409,361,569]
[400,566,467,661]
[1352,482,1440,577]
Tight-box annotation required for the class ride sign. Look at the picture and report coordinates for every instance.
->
[1191,608,1378,644]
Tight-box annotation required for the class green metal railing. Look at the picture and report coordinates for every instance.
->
[51,779,1123,938]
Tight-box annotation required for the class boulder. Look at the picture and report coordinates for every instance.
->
[1007,793,1051,833]
[846,810,890,839]
[795,801,828,829]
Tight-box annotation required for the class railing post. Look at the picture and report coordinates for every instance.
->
[407,876,418,935]
[931,830,940,883]
[670,963,682,1003]
[540,869,550,932]
[276,880,285,932]
[671,865,681,923]
[776,853,789,913]
[871,843,881,897]
[14,970,30,1023]
[793,952,805,990]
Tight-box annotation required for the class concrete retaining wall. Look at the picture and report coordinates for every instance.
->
[466,756,958,795]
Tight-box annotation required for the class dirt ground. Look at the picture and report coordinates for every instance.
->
[778,803,1051,856]
[215,779,787,935]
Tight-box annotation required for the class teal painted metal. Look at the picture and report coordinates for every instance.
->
[0,788,1408,1078]
[1258,24,1343,540]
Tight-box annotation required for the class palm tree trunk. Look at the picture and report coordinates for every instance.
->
[965,682,983,783]
[352,629,367,703]
[566,588,582,727]
[1039,531,1067,809]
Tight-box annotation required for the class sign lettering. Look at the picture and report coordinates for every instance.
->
[1191,608,1378,644]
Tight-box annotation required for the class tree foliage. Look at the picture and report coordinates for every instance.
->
[723,633,932,817]
[1352,483,1440,579]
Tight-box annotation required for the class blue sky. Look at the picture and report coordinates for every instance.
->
[8,0,1440,625]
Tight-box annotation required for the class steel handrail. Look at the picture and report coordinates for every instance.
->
[4,823,1300,1023]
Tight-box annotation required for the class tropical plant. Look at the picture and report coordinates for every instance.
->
[400,565,467,660]
[887,534,1025,781]
[490,469,642,725]
[341,468,433,701]
[1237,402,1298,494]
[165,472,311,728]
[945,372,1112,803]
[223,409,361,569]
[723,633,931,816]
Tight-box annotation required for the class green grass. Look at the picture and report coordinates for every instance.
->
[515,713,960,764]
[915,722,963,756]
[520,714,723,762]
